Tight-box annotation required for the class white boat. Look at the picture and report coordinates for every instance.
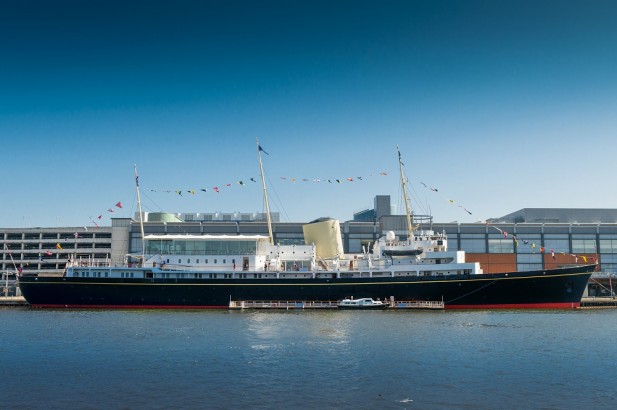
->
[337,298,389,310]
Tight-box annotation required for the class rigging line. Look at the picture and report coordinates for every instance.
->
[589,277,614,294]
[140,190,166,213]
[265,173,290,223]
[444,280,498,304]
[409,182,429,216]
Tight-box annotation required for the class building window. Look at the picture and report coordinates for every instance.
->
[460,239,486,253]
[544,238,569,254]
[599,254,617,273]
[488,239,514,253]
[572,239,597,253]
[514,235,541,254]
[600,239,617,253]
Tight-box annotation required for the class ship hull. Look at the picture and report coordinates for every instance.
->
[18,265,595,309]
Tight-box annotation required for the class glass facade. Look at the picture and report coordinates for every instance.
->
[145,239,257,255]
[599,239,617,253]
[544,235,569,254]
[488,238,514,254]
[600,254,617,273]
[515,234,541,254]
[459,234,485,253]
[571,238,597,253]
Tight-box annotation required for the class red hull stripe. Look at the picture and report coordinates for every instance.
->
[445,302,580,309]
[29,304,229,309]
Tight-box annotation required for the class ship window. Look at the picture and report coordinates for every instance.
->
[178,259,182,263]
[214,259,217,264]
[196,259,199,264]
[194,273,198,278]
[223,259,226,264]
[232,259,236,263]
[187,259,191,264]
[205,259,208,264]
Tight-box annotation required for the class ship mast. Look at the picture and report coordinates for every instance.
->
[134,164,146,261]
[257,138,274,245]
[397,146,415,242]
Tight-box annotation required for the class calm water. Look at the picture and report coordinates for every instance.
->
[1,308,616,409]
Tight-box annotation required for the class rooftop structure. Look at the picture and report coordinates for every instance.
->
[489,208,617,224]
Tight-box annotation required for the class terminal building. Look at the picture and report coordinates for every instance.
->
[2,195,616,297]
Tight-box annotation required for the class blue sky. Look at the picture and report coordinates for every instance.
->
[1,0,616,228]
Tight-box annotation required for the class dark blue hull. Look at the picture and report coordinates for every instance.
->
[18,264,595,309]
